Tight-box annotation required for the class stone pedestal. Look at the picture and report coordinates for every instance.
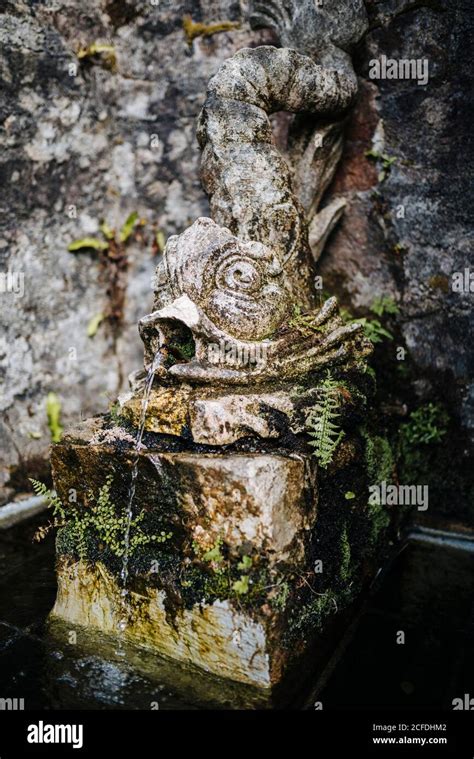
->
[49,374,389,700]
[50,417,318,689]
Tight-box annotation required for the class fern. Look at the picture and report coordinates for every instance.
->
[29,478,65,521]
[306,374,344,468]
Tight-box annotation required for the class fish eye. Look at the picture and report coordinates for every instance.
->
[216,256,262,294]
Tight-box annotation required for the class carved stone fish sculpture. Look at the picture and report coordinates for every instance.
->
[139,0,371,385]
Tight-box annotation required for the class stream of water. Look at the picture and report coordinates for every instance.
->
[118,349,164,636]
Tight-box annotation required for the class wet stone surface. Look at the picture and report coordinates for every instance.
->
[1,517,473,709]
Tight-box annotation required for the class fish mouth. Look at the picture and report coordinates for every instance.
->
[138,294,273,385]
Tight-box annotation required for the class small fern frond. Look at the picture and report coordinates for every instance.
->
[29,478,65,520]
[305,373,345,468]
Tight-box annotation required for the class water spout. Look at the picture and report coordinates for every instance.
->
[118,348,165,634]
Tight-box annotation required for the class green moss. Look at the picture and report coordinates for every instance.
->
[289,590,339,635]
[366,499,391,546]
[339,527,351,582]
[108,402,125,426]
[288,303,324,336]
[397,404,448,485]
[180,541,273,609]
[271,579,291,611]
[362,428,395,484]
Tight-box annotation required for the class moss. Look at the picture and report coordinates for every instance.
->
[366,499,391,546]
[108,402,126,426]
[339,526,352,582]
[271,579,291,611]
[179,562,270,609]
[288,303,325,336]
[362,428,395,484]
[288,589,348,638]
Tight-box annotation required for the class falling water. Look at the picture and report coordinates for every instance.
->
[117,349,164,636]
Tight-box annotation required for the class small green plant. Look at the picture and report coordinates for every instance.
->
[362,318,394,344]
[201,538,224,565]
[232,575,250,595]
[30,478,65,521]
[191,540,261,601]
[306,373,345,468]
[365,149,397,182]
[362,429,395,484]
[237,555,252,571]
[46,392,63,443]
[400,403,449,445]
[341,308,393,345]
[30,476,171,560]
[68,212,142,337]
[68,212,139,255]
[370,295,399,317]
[344,491,356,500]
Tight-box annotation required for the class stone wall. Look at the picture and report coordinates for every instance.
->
[1,0,472,518]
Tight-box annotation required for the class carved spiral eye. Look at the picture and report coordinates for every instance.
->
[216,256,263,294]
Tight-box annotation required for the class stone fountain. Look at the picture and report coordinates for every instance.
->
[49,1,392,704]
